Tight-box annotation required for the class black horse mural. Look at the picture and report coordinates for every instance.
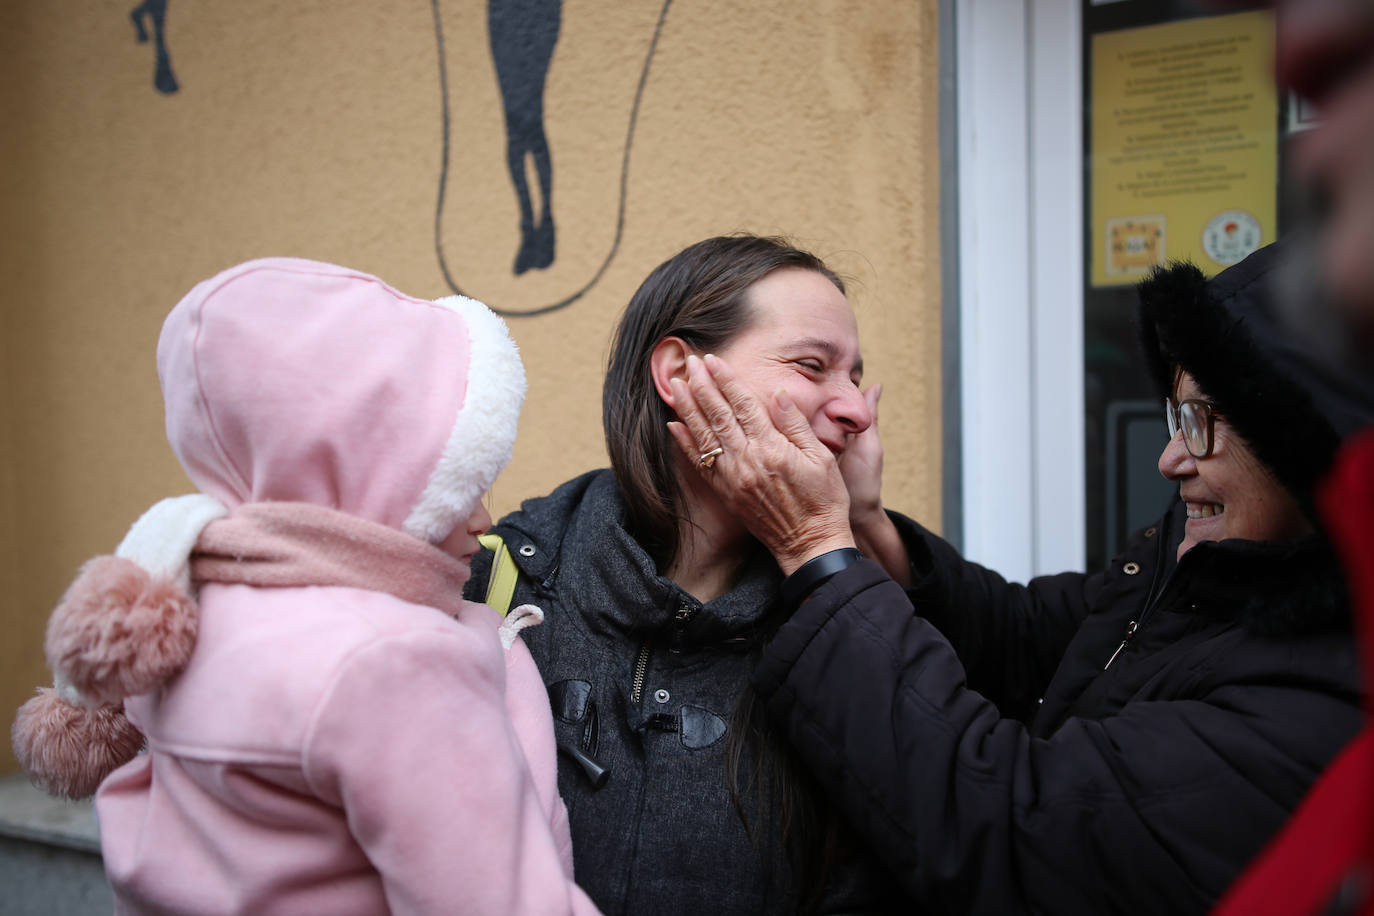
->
[433,0,673,315]
[130,0,178,94]
[489,0,561,275]
[119,1,674,317]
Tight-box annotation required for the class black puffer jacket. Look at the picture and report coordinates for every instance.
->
[754,503,1356,914]
[753,241,1372,914]
[466,470,905,916]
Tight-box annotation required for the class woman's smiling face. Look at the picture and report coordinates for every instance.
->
[710,267,872,457]
[1158,371,1312,560]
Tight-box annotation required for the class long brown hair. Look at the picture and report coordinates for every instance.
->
[603,234,851,911]
[602,234,843,564]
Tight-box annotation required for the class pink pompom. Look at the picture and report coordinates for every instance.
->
[11,688,144,799]
[46,555,198,705]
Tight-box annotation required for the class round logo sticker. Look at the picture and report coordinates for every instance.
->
[1201,210,1262,266]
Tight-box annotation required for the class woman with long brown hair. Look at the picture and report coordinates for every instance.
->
[466,234,903,915]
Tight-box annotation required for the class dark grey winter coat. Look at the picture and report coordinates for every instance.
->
[466,469,904,916]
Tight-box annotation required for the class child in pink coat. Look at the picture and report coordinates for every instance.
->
[11,258,600,915]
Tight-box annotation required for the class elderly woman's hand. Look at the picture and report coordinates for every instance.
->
[666,354,856,575]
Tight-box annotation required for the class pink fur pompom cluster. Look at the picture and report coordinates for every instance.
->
[10,555,199,799]
[46,555,198,704]
[11,688,145,799]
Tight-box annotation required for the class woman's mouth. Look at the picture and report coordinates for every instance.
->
[1186,502,1224,519]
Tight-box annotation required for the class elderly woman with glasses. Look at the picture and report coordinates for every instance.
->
[667,239,1374,914]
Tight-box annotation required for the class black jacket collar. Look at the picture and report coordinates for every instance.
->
[1170,534,1350,636]
[495,469,783,644]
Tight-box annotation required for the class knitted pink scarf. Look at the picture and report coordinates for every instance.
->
[192,503,471,616]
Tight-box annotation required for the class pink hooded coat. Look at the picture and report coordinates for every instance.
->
[21,259,598,914]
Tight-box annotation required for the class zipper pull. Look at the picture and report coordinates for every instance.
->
[670,603,696,653]
[1104,619,1138,670]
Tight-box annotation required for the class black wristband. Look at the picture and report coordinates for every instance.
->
[779,548,862,610]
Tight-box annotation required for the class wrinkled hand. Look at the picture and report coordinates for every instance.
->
[666,354,855,575]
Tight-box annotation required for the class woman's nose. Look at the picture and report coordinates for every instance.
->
[1157,429,1195,480]
[829,385,874,433]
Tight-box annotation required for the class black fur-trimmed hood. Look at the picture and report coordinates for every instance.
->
[1137,239,1374,510]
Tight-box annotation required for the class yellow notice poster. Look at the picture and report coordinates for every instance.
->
[1091,10,1277,287]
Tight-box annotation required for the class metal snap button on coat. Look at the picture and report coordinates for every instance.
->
[518,544,536,557]
[653,688,670,704]
[1123,561,1141,575]
[1144,527,1157,538]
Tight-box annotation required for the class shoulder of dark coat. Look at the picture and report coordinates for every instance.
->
[478,468,617,586]
[496,468,610,537]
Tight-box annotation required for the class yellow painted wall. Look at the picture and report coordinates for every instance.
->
[0,0,941,772]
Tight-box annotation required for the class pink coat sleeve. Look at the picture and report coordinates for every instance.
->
[301,622,600,915]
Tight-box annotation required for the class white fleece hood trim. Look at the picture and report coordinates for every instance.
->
[402,295,526,543]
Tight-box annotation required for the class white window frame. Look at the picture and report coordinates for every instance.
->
[954,0,1084,581]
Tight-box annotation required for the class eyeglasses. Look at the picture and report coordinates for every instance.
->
[1165,398,1217,459]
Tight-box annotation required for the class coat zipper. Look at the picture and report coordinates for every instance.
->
[630,638,653,704]
[633,601,696,701]
[1103,620,1138,670]
[1103,501,1181,670]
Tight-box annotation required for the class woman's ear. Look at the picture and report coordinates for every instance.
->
[650,336,693,407]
